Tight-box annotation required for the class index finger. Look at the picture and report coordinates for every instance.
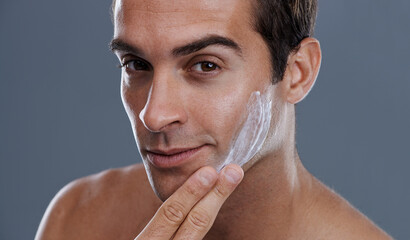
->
[135,166,218,240]
[172,164,244,239]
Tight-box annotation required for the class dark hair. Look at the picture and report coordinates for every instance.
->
[111,0,318,83]
[252,0,318,83]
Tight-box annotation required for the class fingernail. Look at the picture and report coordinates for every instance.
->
[224,167,242,184]
[199,169,214,186]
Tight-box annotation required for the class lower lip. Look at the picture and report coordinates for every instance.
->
[147,146,205,168]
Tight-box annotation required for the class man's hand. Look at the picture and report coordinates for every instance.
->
[134,164,244,240]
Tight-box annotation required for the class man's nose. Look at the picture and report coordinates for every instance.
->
[139,72,188,133]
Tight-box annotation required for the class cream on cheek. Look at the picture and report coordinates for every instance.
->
[216,90,273,172]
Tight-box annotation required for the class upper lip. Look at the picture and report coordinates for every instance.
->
[146,146,203,156]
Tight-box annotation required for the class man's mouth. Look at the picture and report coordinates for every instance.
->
[146,145,206,168]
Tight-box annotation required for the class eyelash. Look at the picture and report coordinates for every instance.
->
[190,61,220,73]
[117,58,221,75]
[118,59,151,71]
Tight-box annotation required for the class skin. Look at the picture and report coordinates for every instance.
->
[35,0,392,239]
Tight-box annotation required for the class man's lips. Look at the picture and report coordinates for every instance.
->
[146,145,206,168]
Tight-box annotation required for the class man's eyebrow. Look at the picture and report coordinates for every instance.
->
[109,38,143,56]
[172,35,242,57]
[109,35,242,57]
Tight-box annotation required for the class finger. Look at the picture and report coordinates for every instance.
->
[173,164,244,240]
[135,166,218,240]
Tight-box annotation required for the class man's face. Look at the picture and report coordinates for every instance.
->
[112,0,282,200]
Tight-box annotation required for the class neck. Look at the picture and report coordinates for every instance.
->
[205,107,314,240]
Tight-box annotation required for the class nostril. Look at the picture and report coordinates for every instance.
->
[139,105,160,133]
[139,103,187,133]
[138,83,188,132]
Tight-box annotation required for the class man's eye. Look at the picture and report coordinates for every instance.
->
[191,61,219,72]
[121,59,150,71]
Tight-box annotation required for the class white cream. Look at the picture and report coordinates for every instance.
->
[216,90,272,172]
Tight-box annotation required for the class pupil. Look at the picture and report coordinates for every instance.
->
[130,60,145,70]
[202,62,215,71]
[135,60,142,68]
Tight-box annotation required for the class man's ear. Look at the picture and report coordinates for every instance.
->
[283,38,321,104]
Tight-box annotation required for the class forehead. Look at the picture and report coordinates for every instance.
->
[113,0,255,54]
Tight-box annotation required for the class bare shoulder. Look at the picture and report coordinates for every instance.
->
[306,178,392,240]
[35,164,162,240]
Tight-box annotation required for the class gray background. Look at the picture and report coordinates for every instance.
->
[0,0,409,239]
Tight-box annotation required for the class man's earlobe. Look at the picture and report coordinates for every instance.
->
[285,38,322,104]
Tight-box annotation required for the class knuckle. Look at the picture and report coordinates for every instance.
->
[213,184,228,199]
[183,181,203,198]
[187,208,211,230]
[162,201,186,225]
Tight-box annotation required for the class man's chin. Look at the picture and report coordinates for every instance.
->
[143,152,224,201]
[149,170,190,202]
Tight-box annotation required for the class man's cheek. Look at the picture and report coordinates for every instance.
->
[122,91,145,126]
[202,98,249,165]
[214,90,272,171]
